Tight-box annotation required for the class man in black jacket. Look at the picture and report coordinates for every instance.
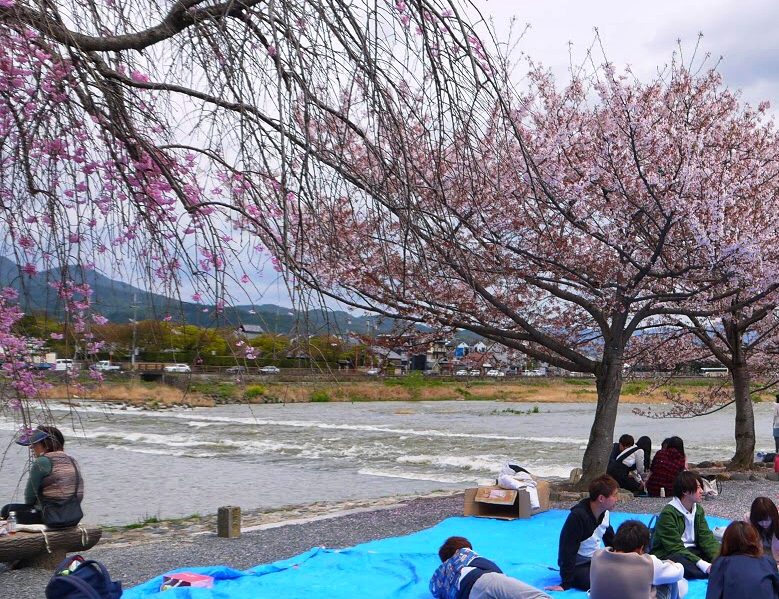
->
[546,474,619,592]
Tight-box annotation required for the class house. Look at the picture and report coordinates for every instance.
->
[236,324,265,339]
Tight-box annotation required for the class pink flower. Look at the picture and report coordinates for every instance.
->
[267,45,277,58]
[22,263,37,276]
[192,292,202,302]
[130,70,150,83]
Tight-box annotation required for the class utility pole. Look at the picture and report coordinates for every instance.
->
[130,293,138,370]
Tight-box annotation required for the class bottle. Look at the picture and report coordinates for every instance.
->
[659,487,666,498]
[7,511,16,534]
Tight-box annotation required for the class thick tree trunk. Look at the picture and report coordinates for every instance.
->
[729,364,755,469]
[578,358,624,488]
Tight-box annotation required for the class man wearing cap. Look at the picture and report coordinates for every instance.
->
[1,425,84,525]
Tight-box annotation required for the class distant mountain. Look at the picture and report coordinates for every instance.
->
[0,258,418,336]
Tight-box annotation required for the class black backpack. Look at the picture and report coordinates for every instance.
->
[45,555,122,599]
[606,446,640,484]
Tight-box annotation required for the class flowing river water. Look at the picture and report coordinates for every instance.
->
[0,399,771,525]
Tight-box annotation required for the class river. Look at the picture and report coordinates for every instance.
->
[0,399,770,525]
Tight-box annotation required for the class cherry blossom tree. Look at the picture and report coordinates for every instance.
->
[1,0,499,425]
[259,59,779,484]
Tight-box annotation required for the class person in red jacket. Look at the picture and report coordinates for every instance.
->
[647,437,686,498]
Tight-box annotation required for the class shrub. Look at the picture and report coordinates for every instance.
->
[310,390,331,402]
[245,385,267,399]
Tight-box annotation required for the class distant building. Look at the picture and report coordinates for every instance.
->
[236,324,265,339]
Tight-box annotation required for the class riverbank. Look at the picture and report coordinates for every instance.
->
[38,376,751,408]
[3,480,778,599]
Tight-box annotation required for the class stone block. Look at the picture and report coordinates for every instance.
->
[217,505,241,538]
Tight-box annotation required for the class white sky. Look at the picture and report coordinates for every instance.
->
[472,0,779,107]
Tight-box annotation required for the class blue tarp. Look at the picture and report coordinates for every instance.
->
[124,510,729,599]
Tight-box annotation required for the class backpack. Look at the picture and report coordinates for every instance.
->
[45,555,122,599]
[606,446,640,484]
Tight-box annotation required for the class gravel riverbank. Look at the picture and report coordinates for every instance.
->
[3,480,778,599]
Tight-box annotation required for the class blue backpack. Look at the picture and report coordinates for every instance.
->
[45,555,122,599]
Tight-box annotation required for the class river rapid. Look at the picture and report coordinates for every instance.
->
[0,399,770,525]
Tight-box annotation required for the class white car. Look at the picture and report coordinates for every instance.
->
[259,366,280,374]
[522,369,545,377]
[469,369,481,376]
[486,369,505,377]
[454,369,470,376]
[164,363,191,373]
[365,368,381,375]
[94,360,121,372]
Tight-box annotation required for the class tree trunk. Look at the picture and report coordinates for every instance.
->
[578,358,624,488]
[729,363,755,469]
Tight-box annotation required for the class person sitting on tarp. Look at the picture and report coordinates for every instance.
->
[607,434,645,494]
[0,426,84,526]
[651,471,720,580]
[430,535,551,599]
[590,519,688,599]
[545,474,619,592]
[497,463,540,510]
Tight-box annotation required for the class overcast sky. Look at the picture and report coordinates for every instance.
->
[473,0,779,108]
[192,1,779,310]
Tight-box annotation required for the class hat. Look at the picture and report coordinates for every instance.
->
[15,430,50,446]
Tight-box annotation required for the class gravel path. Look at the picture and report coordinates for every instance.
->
[3,479,777,599]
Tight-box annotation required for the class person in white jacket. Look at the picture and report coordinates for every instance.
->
[590,520,688,599]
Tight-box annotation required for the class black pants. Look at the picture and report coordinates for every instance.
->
[1,503,43,525]
[617,475,643,494]
[666,547,709,579]
[570,561,592,591]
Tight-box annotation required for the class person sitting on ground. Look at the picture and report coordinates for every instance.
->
[590,519,688,599]
[647,436,687,498]
[744,497,779,565]
[0,425,84,526]
[706,521,779,599]
[429,536,551,599]
[637,436,652,474]
[545,474,619,592]
[607,434,645,494]
[651,471,720,579]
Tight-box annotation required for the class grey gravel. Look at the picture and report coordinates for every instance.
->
[2,479,777,599]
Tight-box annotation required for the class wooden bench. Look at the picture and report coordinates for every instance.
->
[0,526,102,569]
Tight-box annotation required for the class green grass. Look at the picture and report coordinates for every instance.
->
[384,371,443,389]
[490,406,541,415]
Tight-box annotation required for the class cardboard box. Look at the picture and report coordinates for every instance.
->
[463,481,550,520]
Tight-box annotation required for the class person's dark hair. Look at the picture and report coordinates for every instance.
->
[666,436,685,457]
[775,394,779,404]
[613,520,650,553]
[589,474,619,501]
[618,434,634,448]
[749,497,779,543]
[673,471,702,499]
[720,521,763,558]
[36,425,64,452]
[636,436,652,471]
[660,437,672,451]
[438,536,472,562]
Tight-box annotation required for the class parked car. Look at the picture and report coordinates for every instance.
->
[164,363,191,373]
[225,365,248,374]
[521,369,545,377]
[54,359,78,372]
[468,369,481,376]
[259,366,280,374]
[365,368,381,375]
[486,369,505,377]
[94,360,121,372]
[34,362,53,370]
[454,369,470,376]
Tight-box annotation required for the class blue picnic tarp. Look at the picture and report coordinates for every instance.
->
[123,510,730,599]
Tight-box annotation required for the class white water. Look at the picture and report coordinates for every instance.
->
[0,399,770,525]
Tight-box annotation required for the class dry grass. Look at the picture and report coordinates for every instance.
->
[40,378,725,407]
[40,383,215,407]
